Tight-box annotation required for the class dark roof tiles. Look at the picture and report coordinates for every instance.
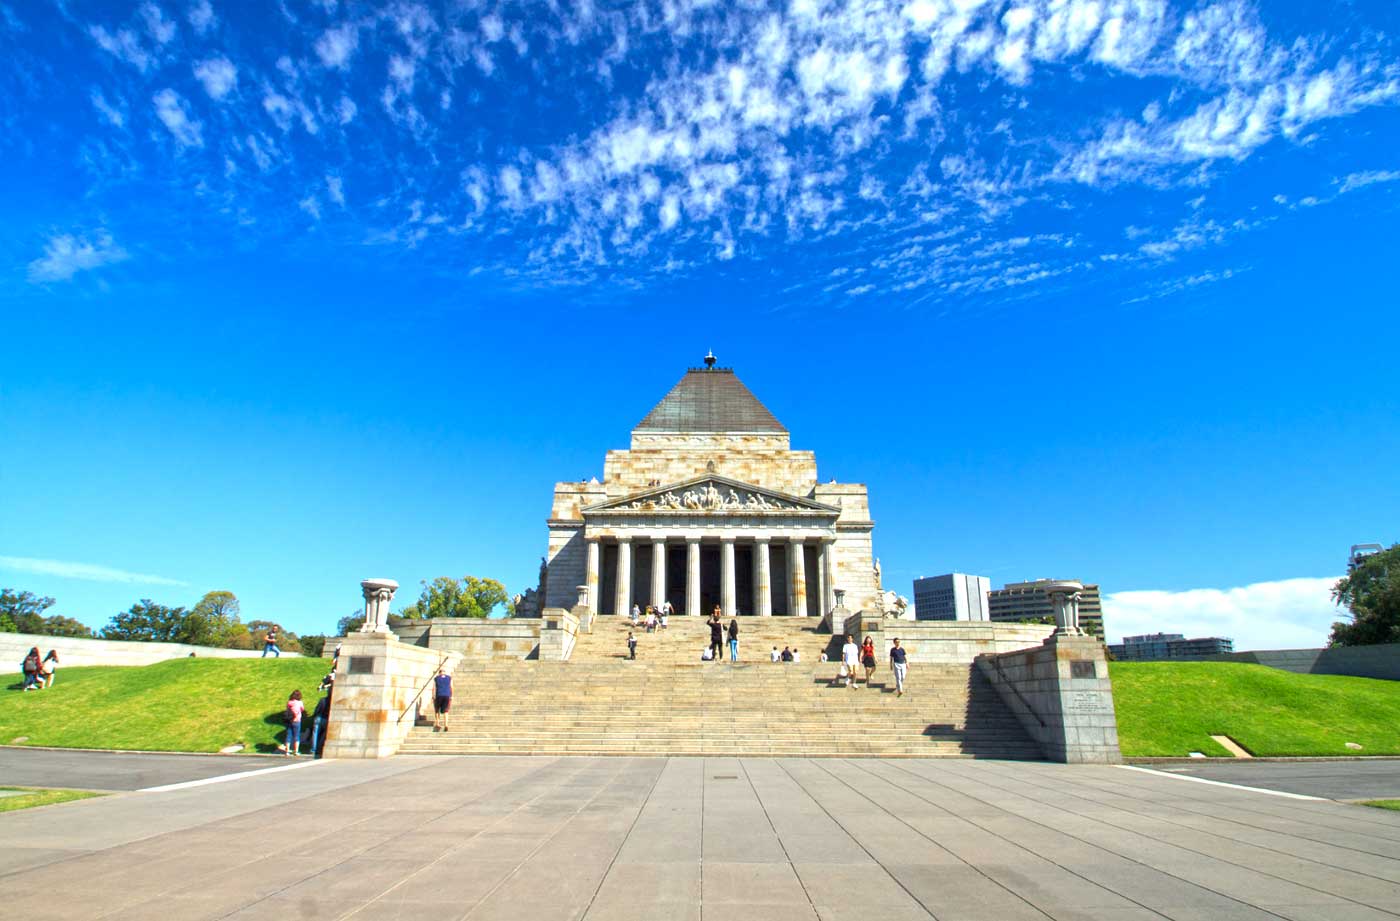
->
[635,369,787,433]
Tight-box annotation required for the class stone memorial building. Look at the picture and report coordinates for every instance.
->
[542,355,880,618]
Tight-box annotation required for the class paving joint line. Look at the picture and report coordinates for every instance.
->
[972,760,1400,876]
[773,758,940,920]
[737,757,823,921]
[882,759,1295,921]
[577,757,669,921]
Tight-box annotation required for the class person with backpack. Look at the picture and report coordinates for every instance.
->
[21,647,41,691]
[284,690,304,756]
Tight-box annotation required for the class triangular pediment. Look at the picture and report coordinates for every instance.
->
[582,475,837,515]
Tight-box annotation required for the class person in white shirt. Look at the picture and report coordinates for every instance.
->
[770,646,780,663]
[792,649,801,664]
[630,604,640,625]
[841,635,860,689]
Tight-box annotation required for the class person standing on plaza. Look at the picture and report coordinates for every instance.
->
[708,613,724,663]
[284,690,304,756]
[432,668,453,732]
[310,690,331,756]
[727,619,739,662]
[627,631,637,660]
[861,636,877,687]
[889,638,908,697]
[262,626,281,658]
[841,635,859,689]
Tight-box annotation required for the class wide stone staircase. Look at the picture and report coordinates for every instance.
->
[398,617,1042,758]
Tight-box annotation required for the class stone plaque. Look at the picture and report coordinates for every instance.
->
[1070,660,1097,679]
[1067,691,1103,712]
[347,656,374,675]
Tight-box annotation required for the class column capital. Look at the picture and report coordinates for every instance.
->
[719,533,738,543]
[753,535,772,545]
[615,534,633,543]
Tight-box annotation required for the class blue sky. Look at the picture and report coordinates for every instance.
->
[2,0,1398,648]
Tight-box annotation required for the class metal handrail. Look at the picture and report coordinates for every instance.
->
[399,654,452,724]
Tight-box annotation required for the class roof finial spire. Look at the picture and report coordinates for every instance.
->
[703,349,717,369]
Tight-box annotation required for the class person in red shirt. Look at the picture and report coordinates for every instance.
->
[285,690,305,756]
[861,636,877,687]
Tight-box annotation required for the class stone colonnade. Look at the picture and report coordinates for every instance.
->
[584,534,836,617]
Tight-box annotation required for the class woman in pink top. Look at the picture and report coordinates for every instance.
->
[285,690,305,756]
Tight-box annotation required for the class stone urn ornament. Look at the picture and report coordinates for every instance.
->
[359,578,399,633]
[1043,580,1085,635]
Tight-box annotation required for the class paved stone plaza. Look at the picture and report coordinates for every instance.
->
[4,755,1400,920]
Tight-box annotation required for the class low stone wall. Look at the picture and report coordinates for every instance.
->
[1,631,297,668]
[322,633,459,759]
[834,619,1057,664]
[976,634,1122,764]
[389,618,540,660]
[1198,644,1400,681]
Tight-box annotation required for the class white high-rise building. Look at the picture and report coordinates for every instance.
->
[912,573,991,621]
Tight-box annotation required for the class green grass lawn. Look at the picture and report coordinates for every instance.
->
[1111,661,1400,758]
[1360,800,1400,811]
[1,658,330,753]
[0,787,104,813]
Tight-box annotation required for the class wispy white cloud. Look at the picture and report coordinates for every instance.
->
[27,230,129,283]
[152,87,203,147]
[187,0,215,35]
[315,22,359,69]
[0,555,186,586]
[1338,169,1400,195]
[1104,576,1342,650]
[193,57,237,100]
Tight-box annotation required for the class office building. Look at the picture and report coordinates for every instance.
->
[912,573,991,621]
[988,579,1105,639]
[1108,633,1234,660]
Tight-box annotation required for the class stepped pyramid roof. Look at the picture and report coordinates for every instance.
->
[634,367,787,434]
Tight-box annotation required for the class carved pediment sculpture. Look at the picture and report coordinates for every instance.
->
[583,475,839,515]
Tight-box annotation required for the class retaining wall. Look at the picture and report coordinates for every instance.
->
[389,618,540,660]
[1,631,297,669]
[322,633,459,759]
[1198,644,1400,681]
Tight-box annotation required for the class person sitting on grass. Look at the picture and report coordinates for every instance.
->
[285,690,304,756]
[36,650,58,689]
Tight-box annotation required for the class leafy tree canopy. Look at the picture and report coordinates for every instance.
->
[1331,545,1400,647]
[248,619,301,653]
[37,615,94,638]
[102,600,188,642]
[180,590,249,648]
[398,576,508,620]
[1,588,56,634]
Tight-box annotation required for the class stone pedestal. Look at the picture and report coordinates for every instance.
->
[323,631,458,759]
[976,633,1121,764]
[359,578,399,633]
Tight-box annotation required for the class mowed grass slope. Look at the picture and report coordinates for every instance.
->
[1111,661,1400,757]
[1,658,328,753]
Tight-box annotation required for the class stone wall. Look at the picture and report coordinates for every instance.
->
[976,634,1122,764]
[1199,644,1400,681]
[537,609,580,661]
[0,631,297,669]
[605,433,817,496]
[322,633,458,759]
[390,618,541,660]
[833,617,1056,663]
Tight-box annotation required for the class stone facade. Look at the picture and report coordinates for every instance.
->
[541,364,880,619]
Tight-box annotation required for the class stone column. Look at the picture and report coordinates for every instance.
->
[614,537,632,618]
[359,578,399,633]
[651,540,667,609]
[1045,580,1085,636]
[820,539,836,617]
[721,536,737,617]
[686,538,701,616]
[788,539,808,617]
[585,539,601,614]
[754,538,772,617]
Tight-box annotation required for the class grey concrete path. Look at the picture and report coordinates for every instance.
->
[1146,759,1400,800]
[0,746,281,791]
[3,756,1400,921]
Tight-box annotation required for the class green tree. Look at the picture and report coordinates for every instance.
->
[180,591,249,647]
[248,620,302,653]
[38,615,94,638]
[299,634,327,658]
[337,610,364,635]
[1330,545,1400,646]
[102,600,188,642]
[398,576,509,620]
[1,589,56,634]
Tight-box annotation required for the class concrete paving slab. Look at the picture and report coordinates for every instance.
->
[1,755,1399,921]
[0,746,279,790]
[1144,761,1400,801]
